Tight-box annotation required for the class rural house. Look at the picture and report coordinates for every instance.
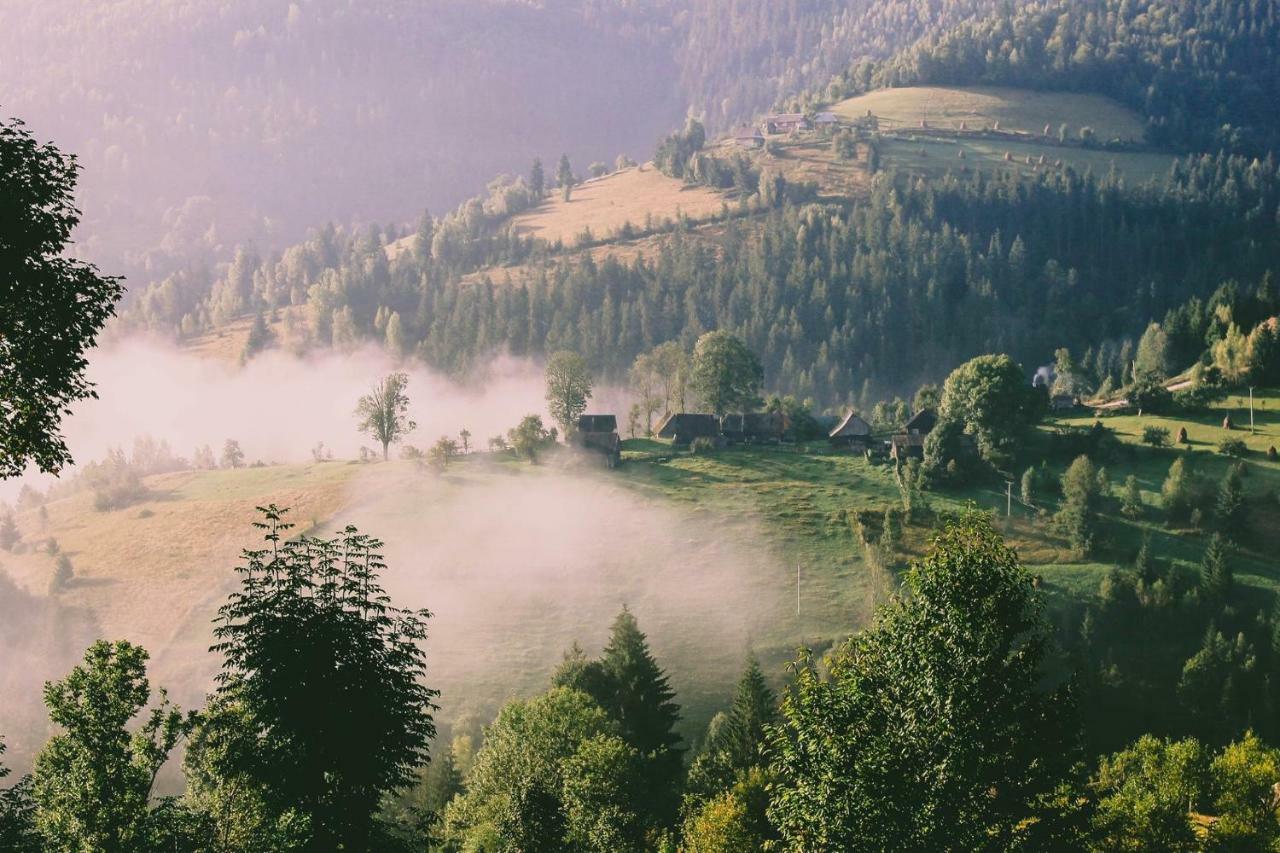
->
[814,111,840,129]
[720,412,786,444]
[656,413,721,447]
[763,113,810,134]
[828,411,872,449]
[903,408,937,435]
[571,414,621,467]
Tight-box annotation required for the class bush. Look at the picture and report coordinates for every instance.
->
[1217,438,1248,458]
[1141,426,1171,447]
[690,437,717,455]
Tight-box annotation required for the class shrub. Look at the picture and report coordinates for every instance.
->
[690,437,717,455]
[1218,438,1248,458]
[1142,426,1171,447]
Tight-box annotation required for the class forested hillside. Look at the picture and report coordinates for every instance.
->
[809,0,1280,153]
[128,151,1280,405]
[0,0,687,286]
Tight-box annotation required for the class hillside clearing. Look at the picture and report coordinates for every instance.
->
[507,164,729,246]
[834,86,1149,142]
[882,135,1176,184]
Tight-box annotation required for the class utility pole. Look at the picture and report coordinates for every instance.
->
[1250,386,1255,434]
[1006,481,1013,517]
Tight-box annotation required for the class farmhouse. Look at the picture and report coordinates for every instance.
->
[814,111,840,129]
[720,412,786,444]
[1051,394,1079,412]
[572,414,621,467]
[764,113,810,134]
[828,411,872,449]
[903,408,937,435]
[731,127,765,148]
[656,413,721,446]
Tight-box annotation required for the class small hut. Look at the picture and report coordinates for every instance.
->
[828,412,872,449]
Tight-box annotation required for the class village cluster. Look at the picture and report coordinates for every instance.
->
[569,406,950,466]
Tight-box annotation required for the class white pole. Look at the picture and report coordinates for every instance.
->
[1250,387,1255,434]
[1006,481,1012,517]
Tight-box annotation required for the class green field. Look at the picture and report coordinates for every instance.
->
[7,387,1279,768]
[834,86,1148,142]
[881,135,1176,185]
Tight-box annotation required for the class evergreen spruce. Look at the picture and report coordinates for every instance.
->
[1199,533,1233,604]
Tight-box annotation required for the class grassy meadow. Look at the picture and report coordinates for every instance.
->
[833,86,1148,142]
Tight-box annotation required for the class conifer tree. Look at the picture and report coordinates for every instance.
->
[599,607,683,822]
[721,654,777,771]
[1200,534,1233,604]
[1216,462,1247,538]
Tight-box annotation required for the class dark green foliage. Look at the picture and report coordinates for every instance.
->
[31,641,193,852]
[654,118,706,179]
[768,512,1078,850]
[1216,463,1248,537]
[936,353,1044,470]
[1121,474,1143,519]
[597,608,684,824]
[0,739,36,852]
[816,0,1280,154]
[1057,455,1104,557]
[129,152,1280,409]
[442,688,641,850]
[686,654,777,804]
[689,331,762,416]
[1218,437,1249,458]
[1199,533,1234,605]
[529,158,545,198]
[0,116,123,478]
[1142,426,1171,448]
[207,505,438,850]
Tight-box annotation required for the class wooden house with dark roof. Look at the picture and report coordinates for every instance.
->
[656,413,721,446]
[763,113,810,134]
[903,408,937,435]
[720,412,786,444]
[828,411,872,449]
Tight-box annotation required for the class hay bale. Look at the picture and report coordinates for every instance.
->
[1223,415,1234,430]
[1177,426,1189,444]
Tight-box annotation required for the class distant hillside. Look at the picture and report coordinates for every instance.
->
[0,0,688,287]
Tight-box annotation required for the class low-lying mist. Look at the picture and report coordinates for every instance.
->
[0,337,795,775]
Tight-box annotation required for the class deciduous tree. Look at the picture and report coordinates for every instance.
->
[356,372,416,460]
[1,117,124,479]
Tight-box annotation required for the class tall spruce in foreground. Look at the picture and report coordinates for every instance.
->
[207,505,438,850]
[1,116,124,479]
[768,511,1080,851]
[687,653,778,803]
[599,609,683,806]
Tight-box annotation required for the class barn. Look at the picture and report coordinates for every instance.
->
[656,413,721,446]
[828,411,872,449]
[720,412,786,444]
